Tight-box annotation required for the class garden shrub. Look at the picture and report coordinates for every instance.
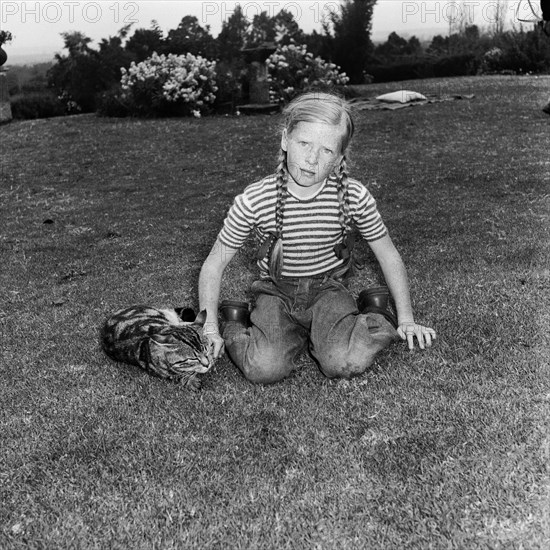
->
[367,60,433,83]
[479,47,505,74]
[11,92,66,120]
[433,53,478,77]
[212,59,246,114]
[95,86,131,117]
[266,44,349,103]
[478,30,550,75]
[47,50,103,113]
[367,54,478,83]
[118,52,218,117]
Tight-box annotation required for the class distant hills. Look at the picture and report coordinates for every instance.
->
[372,27,448,43]
[6,52,56,66]
[5,27,448,67]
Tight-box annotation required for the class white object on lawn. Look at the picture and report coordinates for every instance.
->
[376,90,428,104]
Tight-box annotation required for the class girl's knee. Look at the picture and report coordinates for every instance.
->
[319,358,370,379]
[240,352,294,384]
[316,344,376,379]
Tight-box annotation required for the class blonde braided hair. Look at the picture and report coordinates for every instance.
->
[336,155,352,236]
[269,149,289,279]
[268,92,355,280]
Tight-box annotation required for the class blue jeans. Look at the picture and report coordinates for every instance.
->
[223,277,399,384]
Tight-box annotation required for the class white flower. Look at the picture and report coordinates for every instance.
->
[266,44,349,102]
[120,51,217,115]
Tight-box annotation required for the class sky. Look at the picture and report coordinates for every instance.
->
[0,0,537,65]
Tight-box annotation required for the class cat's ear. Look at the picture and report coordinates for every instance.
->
[175,307,196,322]
[194,310,207,326]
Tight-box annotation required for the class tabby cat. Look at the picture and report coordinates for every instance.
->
[100,305,213,390]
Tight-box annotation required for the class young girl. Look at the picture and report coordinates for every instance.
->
[198,92,436,384]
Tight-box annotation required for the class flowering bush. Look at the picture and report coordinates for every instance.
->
[120,52,217,117]
[266,44,349,104]
[478,47,504,74]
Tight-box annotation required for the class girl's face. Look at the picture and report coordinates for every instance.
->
[281,121,345,189]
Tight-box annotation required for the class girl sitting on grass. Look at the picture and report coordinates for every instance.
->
[198,91,436,384]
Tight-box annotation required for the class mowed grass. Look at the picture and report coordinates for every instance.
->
[1,75,549,549]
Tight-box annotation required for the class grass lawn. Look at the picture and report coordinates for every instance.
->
[1,75,549,549]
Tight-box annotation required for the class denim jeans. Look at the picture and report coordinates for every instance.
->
[223,276,399,384]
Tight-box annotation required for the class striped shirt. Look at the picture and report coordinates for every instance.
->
[218,174,387,278]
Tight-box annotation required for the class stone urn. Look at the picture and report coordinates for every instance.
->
[0,40,12,122]
[241,42,277,105]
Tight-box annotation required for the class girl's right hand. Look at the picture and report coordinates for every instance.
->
[397,322,436,350]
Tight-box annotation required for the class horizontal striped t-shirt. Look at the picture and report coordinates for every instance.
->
[218,174,387,278]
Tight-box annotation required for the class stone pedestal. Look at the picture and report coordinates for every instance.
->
[248,60,270,104]
[239,42,279,115]
[0,71,12,123]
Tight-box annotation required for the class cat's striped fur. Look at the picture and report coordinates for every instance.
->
[100,306,212,390]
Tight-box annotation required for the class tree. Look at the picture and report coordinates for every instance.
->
[427,24,490,57]
[460,24,491,54]
[272,9,305,45]
[215,5,249,108]
[97,25,134,88]
[246,11,276,47]
[374,32,423,63]
[492,26,550,73]
[60,31,93,55]
[456,0,475,34]
[216,5,249,61]
[218,7,305,58]
[324,0,377,84]
[407,36,422,56]
[427,34,449,56]
[125,21,165,61]
[374,32,409,60]
[165,16,217,58]
[47,31,103,112]
[304,30,332,60]
[491,0,509,35]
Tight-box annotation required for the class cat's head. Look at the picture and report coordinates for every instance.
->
[147,310,213,378]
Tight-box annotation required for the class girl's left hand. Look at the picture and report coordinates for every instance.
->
[397,322,436,350]
[206,332,225,360]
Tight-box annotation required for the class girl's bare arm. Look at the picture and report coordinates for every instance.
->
[368,234,436,349]
[198,238,239,357]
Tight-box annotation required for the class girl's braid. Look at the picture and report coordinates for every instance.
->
[336,155,352,235]
[274,148,289,238]
[332,154,361,280]
[268,148,288,279]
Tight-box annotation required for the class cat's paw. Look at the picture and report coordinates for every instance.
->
[181,373,201,392]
